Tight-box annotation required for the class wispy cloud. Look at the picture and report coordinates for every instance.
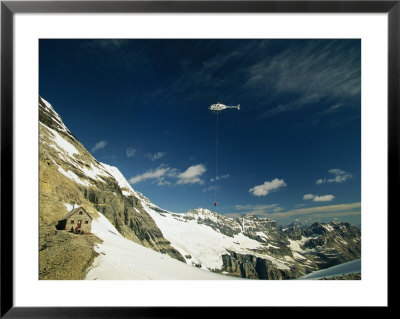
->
[210,174,230,182]
[225,204,284,218]
[229,201,360,222]
[83,39,129,51]
[260,93,322,118]
[126,147,136,158]
[226,204,360,221]
[303,194,335,202]
[235,203,283,213]
[177,164,206,185]
[316,169,353,184]
[203,185,218,193]
[173,45,246,92]
[325,103,345,114]
[249,178,287,197]
[91,140,107,153]
[249,41,360,119]
[80,40,359,124]
[307,210,360,219]
[146,152,166,161]
[313,195,335,202]
[247,202,360,219]
[308,102,359,127]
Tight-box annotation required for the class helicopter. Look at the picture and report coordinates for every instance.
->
[209,103,240,111]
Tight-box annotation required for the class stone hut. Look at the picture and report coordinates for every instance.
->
[57,207,93,233]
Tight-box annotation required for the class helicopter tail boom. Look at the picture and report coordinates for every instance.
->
[228,104,240,110]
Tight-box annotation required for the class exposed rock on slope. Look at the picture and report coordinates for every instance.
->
[39,225,102,280]
[219,251,295,279]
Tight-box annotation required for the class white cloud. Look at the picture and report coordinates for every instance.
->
[129,164,177,184]
[146,152,166,161]
[91,140,107,153]
[327,168,353,182]
[313,194,335,202]
[249,178,287,197]
[177,164,206,185]
[126,147,136,158]
[130,163,207,186]
[329,168,346,175]
[304,193,335,202]
[316,169,353,184]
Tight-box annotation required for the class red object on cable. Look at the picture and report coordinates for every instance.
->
[214,201,217,206]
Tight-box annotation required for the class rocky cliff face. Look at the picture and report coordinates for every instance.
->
[300,222,361,268]
[39,97,185,262]
[219,251,296,279]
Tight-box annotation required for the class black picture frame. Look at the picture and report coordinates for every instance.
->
[1,0,396,317]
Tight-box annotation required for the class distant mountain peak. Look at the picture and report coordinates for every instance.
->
[285,220,305,229]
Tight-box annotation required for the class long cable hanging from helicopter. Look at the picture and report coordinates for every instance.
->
[215,111,219,206]
[209,102,240,206]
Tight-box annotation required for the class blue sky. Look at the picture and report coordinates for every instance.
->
[39,39,361,226]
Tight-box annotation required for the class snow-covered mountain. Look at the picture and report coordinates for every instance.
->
[141,203,361,279]
[39,96,361,280]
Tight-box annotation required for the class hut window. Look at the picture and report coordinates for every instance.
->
[85,221,89,224]
[71,220,74,224]
[79,212,83,215]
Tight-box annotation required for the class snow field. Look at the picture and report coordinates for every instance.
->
[297,259,361,279]
[85,211,240,280]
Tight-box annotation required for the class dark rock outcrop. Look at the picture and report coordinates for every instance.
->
[220,251,299,280]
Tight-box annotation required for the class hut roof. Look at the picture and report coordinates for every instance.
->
[59,207,92,221]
